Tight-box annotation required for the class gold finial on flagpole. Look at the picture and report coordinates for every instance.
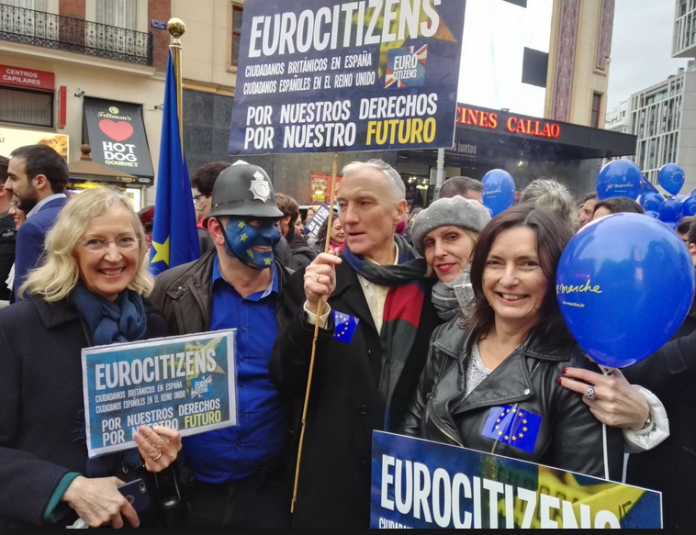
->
[166,18,186,154]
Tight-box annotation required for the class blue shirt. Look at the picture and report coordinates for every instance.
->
[182,256,289,483]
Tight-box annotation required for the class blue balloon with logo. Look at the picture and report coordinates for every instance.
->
[658,163,686,195]
[482,169,516,217]
[640,192,664,212]
[557,214,695,368]
[596,160,642,200]
[659,197,684,222]
[684,196,696,217]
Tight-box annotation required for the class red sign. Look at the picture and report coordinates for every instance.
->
[456,105,561,140]
[0,64,55,90]
[58,86,67,129]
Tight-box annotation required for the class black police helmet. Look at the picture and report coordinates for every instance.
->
[205,162,283,225]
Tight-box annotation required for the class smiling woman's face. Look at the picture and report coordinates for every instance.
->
[482,226,548,331]
[423,226,477,283]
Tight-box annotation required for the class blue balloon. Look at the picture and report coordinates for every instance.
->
[658,163,686,195]
[482,169,516,217]
[684,195,696,217]
[645,210,660,219]
[640,176,660,195]
[596,160,642,200]
[640,192,664,212]
[557,214,695,368]
[659,197,684,222]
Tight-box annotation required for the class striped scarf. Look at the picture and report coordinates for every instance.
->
[342,234,427,428]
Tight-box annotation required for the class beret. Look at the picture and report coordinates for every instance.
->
[411,195,491,257]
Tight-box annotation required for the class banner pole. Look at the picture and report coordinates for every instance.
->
[291,152,339,514]
[167,18,186,154]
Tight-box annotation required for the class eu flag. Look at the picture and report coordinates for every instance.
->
[333,310,359,344]
[481,405,542,454]
[150,51,200,275]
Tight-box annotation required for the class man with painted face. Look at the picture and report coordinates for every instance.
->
[150,161,293,529]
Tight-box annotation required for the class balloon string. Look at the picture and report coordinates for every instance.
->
[600,365,615,482]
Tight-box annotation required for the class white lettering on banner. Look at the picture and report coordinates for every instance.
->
[102,141,138,163]
[379,455,622,529]
[248,0,442,58]
[94,350,218,391]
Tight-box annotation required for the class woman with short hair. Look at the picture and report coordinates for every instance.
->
[0,188,182,528]
[400,204,623,479]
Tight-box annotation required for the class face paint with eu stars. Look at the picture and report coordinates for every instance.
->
[221,217,281,269]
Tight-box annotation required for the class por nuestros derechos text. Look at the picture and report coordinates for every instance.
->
[243,94,439,151]
[247,0,443,58]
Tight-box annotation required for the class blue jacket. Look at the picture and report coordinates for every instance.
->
[13,197,68,300]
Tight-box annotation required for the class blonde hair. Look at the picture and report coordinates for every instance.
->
[21,188,154,302]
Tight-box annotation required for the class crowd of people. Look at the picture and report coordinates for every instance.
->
[0,146,694,528]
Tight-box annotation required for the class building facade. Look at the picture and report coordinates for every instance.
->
[673,0,696,58]
[544,0,615,129]
[0,0,172,208]
[623,63,696,192]
[605,100,630,135]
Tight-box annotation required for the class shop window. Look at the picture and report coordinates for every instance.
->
[0,86,53,128]
[231,4,243,67]
[591,93,602,129]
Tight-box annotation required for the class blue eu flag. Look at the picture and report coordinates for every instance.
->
[481,405,542,454]
[150,52,200,275]
[333,310,359,344]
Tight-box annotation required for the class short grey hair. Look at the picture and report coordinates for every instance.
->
[438,176,483,199]
[342,159,405,201]
[519,178,579,233]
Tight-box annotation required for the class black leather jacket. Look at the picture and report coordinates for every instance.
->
[400,319,623,480]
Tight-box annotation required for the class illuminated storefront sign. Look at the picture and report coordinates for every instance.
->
[456,105,562,139]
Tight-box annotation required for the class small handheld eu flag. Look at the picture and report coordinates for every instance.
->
[333,310,359,344]
[481,405,542,454]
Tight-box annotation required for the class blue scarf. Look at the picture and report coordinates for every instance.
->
[70,282,147,346]
[70,283,147,476]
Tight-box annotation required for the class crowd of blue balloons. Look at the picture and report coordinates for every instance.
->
[480,162,696,370]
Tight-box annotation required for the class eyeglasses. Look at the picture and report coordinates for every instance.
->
[193,194,209,205]
[78,237,140,252]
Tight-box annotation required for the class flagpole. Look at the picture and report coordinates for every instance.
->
[167,18,185,153]
[291,152,339,514]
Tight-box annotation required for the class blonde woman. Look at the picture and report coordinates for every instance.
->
[0,188,182,528]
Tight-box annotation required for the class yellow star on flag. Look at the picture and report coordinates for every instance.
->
[238,221,247,228]
[264,258,272,266]
[151,237,170,266]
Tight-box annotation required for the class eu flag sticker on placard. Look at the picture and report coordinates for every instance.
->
[481,405,542,454]
[385,45,428,89]
[333,310,359,344]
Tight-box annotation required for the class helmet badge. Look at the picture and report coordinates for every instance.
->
[249,171,271,203]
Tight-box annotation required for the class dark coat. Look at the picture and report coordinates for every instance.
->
[624,328,696,529]
[13,197,68,299]
[150,249,293,336]
[288,234,316,269]
[0,212,15,301]
[0,295,167,528]
[269,262,441,529]
[399,320,623,480]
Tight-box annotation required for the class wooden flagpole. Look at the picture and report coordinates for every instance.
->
[291,152,339,513]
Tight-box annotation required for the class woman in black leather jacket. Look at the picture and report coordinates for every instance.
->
[400,205,623,480]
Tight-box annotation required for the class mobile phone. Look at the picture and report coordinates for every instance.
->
[118,478,150,513]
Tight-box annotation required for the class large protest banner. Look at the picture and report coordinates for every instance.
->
[228,0,467,155]
[371,432,662,529]
[81,331,237,458]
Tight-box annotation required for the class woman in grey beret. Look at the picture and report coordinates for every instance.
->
[410,195,491,322]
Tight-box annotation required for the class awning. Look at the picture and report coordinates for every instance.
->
[401,103,638,167]
[83,97,154,184]
[68,145,138,185]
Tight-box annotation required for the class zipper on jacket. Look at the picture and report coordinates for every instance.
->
[430,406,465,448]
